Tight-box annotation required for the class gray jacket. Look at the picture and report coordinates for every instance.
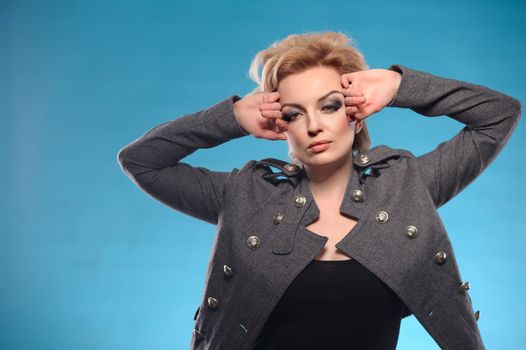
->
[117,64,522,349]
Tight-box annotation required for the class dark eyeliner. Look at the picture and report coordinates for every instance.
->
[282,111,298,122]
[325,101,342,110]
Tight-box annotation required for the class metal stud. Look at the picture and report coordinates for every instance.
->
[246,235,261,249]
[284,163,298,172]
[405,225,418,239]
[273,212,284,224]
[358,153,370,164]
[223,264,233,277]
[474,310,480,321]
[193,306,200,320]
[192,328,203,338]
[375,210,389,224]
[434,251,447,264]
[294,194,307,207]
[351,190,364,202]
[207,296,219,309]
[459,281,471,294]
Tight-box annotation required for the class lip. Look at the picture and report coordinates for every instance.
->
[308,140,332,153]
[308,140,331,149]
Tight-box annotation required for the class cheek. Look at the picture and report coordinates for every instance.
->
[334,115,353,134]
[284,126,303,147]
[335,119,356,146]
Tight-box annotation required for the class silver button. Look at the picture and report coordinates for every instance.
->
[284,163,298,172]
[192,328,203,338]
[358,154,370,164]
[375,210,389,223]
[405,225,418,239]
[207,296,219,309]
[459,281,471,294]
[273,212,284,224]
[474,310,480,321]
[294,194,307,207]
[434,251,447,264]
[351,190,364,202]
[223,264,233,277]
[358,153,370,164]
[247,235,261,249]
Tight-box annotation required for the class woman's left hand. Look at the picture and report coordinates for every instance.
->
[341,69,402,120]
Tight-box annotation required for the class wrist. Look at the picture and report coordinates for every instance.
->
[233,98,250,135]
[388,71,402,107]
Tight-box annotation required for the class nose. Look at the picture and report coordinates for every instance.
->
[306,113,322,135]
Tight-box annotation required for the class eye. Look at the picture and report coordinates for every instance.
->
[323,101,342,112]
[282,112,300,122]
[282,101,342,122]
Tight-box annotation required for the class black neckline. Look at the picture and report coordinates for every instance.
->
[311,258,354,264]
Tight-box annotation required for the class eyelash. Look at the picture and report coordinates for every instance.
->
[282,102,342,122]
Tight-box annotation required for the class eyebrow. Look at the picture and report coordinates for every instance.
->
[281,90,343,110]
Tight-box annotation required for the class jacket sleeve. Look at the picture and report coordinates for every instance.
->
[116,95,249,225]
[387,64,522,209]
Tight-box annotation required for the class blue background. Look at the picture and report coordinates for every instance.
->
[2,0,525,349]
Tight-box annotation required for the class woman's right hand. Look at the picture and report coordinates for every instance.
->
[233,90,288,140]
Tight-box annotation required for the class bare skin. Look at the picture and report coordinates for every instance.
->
[233,65,401,260]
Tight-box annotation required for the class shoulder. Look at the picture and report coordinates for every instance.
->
[354,145,415,168]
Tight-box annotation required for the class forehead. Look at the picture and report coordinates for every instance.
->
[277,66,342,102]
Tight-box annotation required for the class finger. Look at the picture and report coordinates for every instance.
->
[340,73,357,88]
[346,106,367,121]
[270,118,288,135]
[354,105,370,120]
[261,109,283,120]
[344,96,366,106]
[268,118,288,133]
[347,90,364,96]
[267,92,280,103]
[341,74,350,88]
[275,118,288,131]
[345,106,359,116]
[341,86,364,97]
[259,129,287,140]
[259,101,281,111]
[262,93,269,104]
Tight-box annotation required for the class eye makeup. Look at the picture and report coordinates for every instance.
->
[282,98,343,122]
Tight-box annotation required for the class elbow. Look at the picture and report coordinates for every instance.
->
[116,145,158,184]
[116,147,130,171]
[506,96,523,134]
[502,95,523,120]
[116,147,142,184]
[510,96,523,119]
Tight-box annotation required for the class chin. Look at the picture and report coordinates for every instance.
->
[301,155,338,167]
[301,150,353,168]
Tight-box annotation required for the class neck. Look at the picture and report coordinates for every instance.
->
[304,153,354,201]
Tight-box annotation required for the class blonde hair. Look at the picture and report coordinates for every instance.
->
[248,31,371,162]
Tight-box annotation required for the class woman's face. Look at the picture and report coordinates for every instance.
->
[278,65,360,168]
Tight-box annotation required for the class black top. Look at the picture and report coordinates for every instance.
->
[251,257,405,350]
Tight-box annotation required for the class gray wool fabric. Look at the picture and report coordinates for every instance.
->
[117,64,522,350]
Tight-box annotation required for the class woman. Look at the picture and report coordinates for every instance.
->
[117,32,522,350]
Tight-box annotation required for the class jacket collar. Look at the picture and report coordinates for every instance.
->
[352,145,408,168]
[257,145,406,189]
[271,145,408,255]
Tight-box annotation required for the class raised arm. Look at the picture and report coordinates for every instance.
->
[117,95,248,225]
[117,89,291,225]
[387,64,522,208]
